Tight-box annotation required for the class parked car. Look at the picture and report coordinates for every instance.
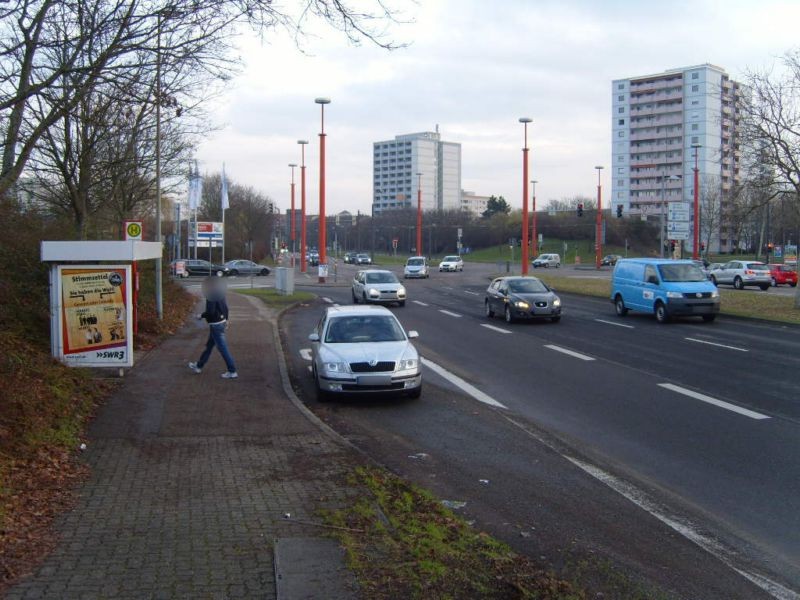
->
[485,276,561,323]
[343,252,357,264]
[438,255,464,272]
[352,269,407,306]
[768,263,798,287]
[532,253,561,268]
[601,254,623,266]
[356,253,372,265]
[708,260,771,290]
[403,256,429,278]
[174,259,230,277]
[224,259,270,276]
[611,259,719,323]
[308,305,422,401]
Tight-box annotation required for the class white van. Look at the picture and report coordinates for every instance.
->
[532,254,560,268]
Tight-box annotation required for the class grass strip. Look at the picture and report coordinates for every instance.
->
[235,288,315,307]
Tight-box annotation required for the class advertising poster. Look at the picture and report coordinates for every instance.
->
[57,266,133,367]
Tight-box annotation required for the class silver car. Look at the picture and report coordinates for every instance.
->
[352,269,407,306]
[224,259,271,276]
[709,260,771,290]
[439,255,464,272]
[308,305,422,401]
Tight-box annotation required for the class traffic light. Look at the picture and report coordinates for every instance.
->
[700,242,705,251]
[577,203,584,217]
[670,240,676,252]
[616,204,623,218]
[767,242,774,254]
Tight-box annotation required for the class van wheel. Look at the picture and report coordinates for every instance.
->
[702,314,716,323]
[733,276,744,290]
[654,301,670,323]
[614,295,628,316]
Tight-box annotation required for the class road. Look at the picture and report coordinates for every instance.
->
[278,262,800,598]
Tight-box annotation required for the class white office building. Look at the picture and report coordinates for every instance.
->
[373,129,462,214]
[460,190,490,216]
[612,64,742,252]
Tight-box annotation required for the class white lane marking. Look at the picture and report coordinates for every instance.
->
[333,303,340,307]
[658,383,770,420]
[307,365,313,373]
[501,415,796,600]
[685,337,748,352]
[544,344,596,361]
[464,290,480,296]
[421,357,506,409]
[442,286,454,290]
[595,318,634,329]
[439,310,462,318]
[299,349,312,361]
[481,324,512,334]
[412,300,429,307]
[321,297,333,304]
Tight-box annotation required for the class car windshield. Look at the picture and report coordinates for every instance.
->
[508,279,548,293]
[746,263,769,271]
[366,272,398,284]
[325,315,406,343]
[407,258,424,266]
[443,256,459,262]
[658,264,707,282]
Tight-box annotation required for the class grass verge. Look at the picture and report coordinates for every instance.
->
[235,288,315,307]
[323,467,583,599]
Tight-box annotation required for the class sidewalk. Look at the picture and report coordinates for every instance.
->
[7,292,362,599]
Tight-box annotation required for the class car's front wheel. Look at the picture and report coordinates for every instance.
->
[215,270,224,277]
[733,276,744,290]
[655,301,670,323]
[398,301,406,307]
[260,269,270,276]
[556,263,561,268]
[504,305,514,324]
[485,300,494,318]
[313,367,331,403]
[550,316,561,323]
[760,284,770,291]
[408,384,422,399]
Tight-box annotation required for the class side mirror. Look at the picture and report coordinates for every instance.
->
[647,275,659,285]
[308,333,320,342]
[407,330,419,339]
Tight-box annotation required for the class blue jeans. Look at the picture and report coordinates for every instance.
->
[197,322,237,373]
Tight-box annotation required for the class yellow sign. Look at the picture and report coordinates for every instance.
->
[124,220,143,241]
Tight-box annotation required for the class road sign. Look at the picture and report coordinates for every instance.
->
[669,232,690,240]
[124,220,143,241]
[668,209,691,222]
[667,222,690,233]
[392,238,399,250]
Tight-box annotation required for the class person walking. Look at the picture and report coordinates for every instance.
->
[188,278,238,379]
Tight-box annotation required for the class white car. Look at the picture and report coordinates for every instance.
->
[352,269,407,306]
[439,255,464,272]
[403,256,429,278]
[708,260,771,290]
[532,253,561,268]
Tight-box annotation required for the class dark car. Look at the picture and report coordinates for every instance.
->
[224,259,270,276]
[343,252,357,264]
[307,252,320,267]
[484,276,562,324]
[601,254,622,266]
[174,259,229,277]
[768,264,798,287]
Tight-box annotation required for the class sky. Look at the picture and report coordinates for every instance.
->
[196,0,800,215]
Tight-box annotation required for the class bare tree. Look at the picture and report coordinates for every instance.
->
[700,175,722,256]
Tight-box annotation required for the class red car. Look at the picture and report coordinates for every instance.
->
[768,264,798,287]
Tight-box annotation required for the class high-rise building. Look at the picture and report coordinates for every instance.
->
[460,190,490,216]
[372,129,462,214]
[612,64,742,252]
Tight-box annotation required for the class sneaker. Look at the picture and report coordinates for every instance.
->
[221,371,238,379]
[188,362,202,374]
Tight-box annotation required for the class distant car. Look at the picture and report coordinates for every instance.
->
[176,259,229,277]
[307,253,320,267]
[438,255,464,272]
[708,260,771,290]
[352,269,406,306]
[224,259,270,276]
[768,264,798,287]
[356,253,372,265]
[485,276,561,323]
[343,252,357,264]
[403,256,429,278]
[532,253,560,268]
[691,259,711,280]
[601,254,622,266]
[308,305,422,401]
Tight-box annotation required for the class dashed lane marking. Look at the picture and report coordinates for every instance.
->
[420,357,506,409]
[544,344,596,361]
[412,300,429,307]
[480,324,512,334]
[685,337,748,352]
[439,310,462,318]
[594,318,634,329]
[464,290,480,295]
[299,349,312,361]
[657,383,770,420]
[321,297,333,304]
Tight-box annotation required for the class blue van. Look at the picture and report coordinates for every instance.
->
[611,258,720,323]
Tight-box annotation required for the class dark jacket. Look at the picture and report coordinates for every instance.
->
[201,291,229,324]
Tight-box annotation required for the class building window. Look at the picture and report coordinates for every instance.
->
[618,168,624,174]
[617,179,624,186]
[691,72,699,80]
[618,95,624,101]
[691,136,699,143]
[618,131,624,138]
[691,100,699,105]
[691,124,698,131]
[618,107,624,114]
[618,155,624,161]
[618,83,624,90]
[618,119,625,125]
[691,85,699,92]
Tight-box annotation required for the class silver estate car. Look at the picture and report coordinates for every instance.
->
[308,305,422,401]
[352,269,407,306]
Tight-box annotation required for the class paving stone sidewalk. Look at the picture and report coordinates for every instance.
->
[7,292,362,600]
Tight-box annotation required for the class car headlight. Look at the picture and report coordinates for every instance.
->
[711,290,720,299]
[552,297,561,307]
[398,286,406,297]
[666,291,683,299]
[514,300,530,309]
[398,358,418,370]
[323,361,348,374]
[368,288,380,297]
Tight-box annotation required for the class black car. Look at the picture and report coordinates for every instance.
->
[484,276,562,323]
[307,253,320,267]
[174,259,230,277]
[601,254,622,266]
[343,252,357,264]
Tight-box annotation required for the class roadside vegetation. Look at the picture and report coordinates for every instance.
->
[236,288,315,308]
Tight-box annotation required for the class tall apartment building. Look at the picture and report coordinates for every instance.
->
[612,64,742,252]
[372,129,462,214]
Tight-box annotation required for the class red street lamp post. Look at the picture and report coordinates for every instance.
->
[531,179,538,258]
[315,97,330,282]
[595,165,604,270]
[519,117,532,275]
[289,163,297,267]
[692,143,701,260]
[298,140,308,273]
[416,172,423,256]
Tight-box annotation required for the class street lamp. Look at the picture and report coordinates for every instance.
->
[531,180,538,258]
[692,143,701,260]
[298,140,308,273]
[315,97,331,282]
[595,166,604,270]
[416,172,423,256]
[519,117,532,275]
[289,163,297,266]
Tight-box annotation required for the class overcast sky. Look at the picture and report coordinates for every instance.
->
[196,0,800,214]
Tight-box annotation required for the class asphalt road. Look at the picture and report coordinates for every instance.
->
[279,262,800,598]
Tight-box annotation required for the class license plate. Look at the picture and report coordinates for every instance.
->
[358,375,392,386]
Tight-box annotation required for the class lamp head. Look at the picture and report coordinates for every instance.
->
[595,165,604,171]
[519,117,533,124]
[315,97,331,105]
[289,163,297,168]
[297,140,308,145]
